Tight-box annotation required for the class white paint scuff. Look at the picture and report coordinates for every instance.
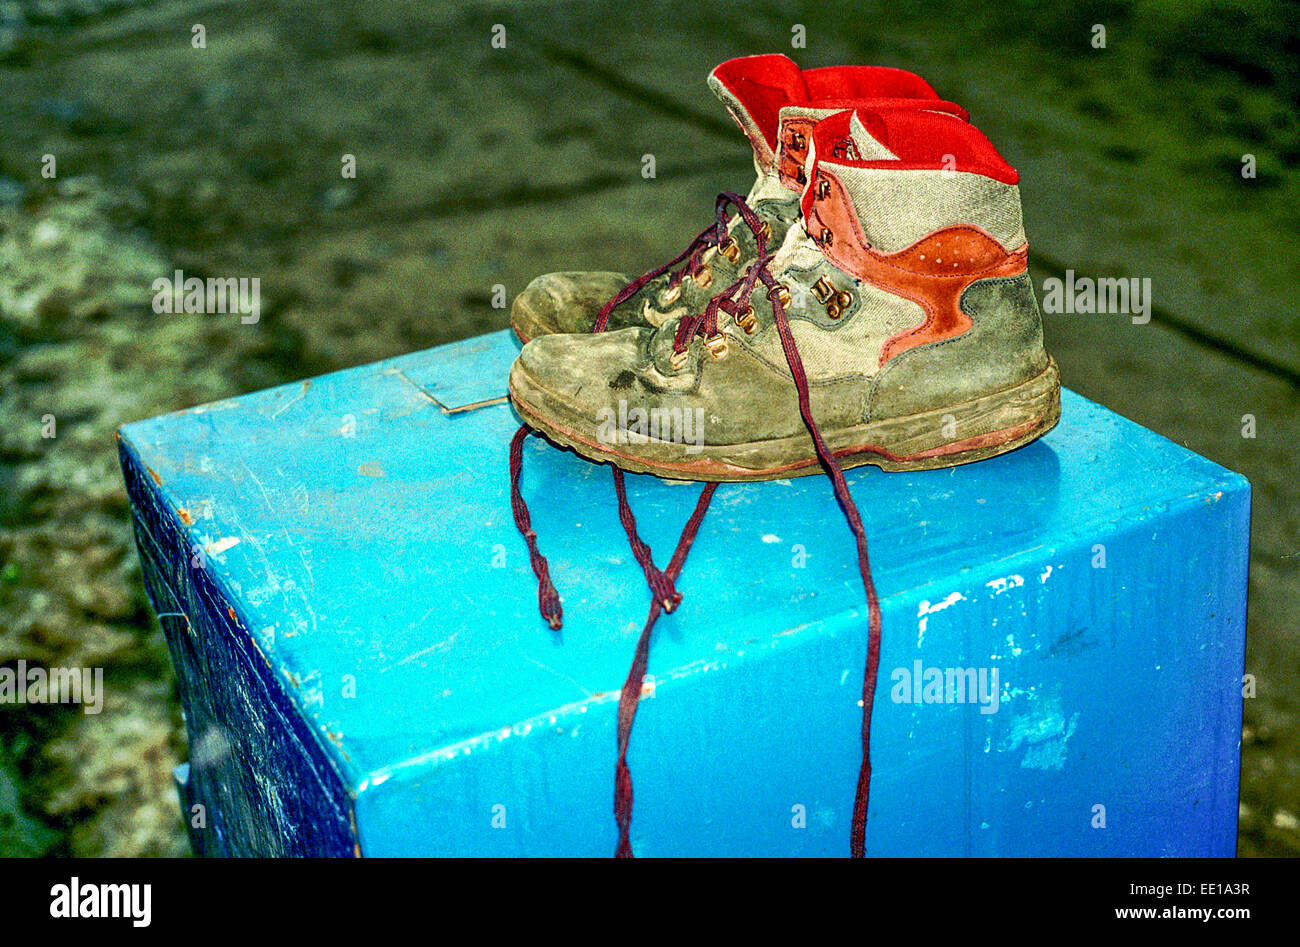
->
[986,574,1025,595]
[916,591,965,645]
[203,534,240,557]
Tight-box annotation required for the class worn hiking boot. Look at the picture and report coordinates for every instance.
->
[509,54,967,341]
[509,106,1060,479]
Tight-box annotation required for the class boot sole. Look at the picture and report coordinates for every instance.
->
[509,358,1061,481]
[510,316,535,345]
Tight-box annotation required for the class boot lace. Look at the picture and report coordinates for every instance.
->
[592,193,759,329]
[509,191,883,859]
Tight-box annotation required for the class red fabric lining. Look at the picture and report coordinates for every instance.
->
[709,55,958,154]
[800,108,1019,221]
[804,64,939,102]
[710,55,809,153]
[774,99,970,192]
[788,96,968,122]
[826,108,1017,181]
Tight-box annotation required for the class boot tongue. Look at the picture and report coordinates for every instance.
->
[774,106,898,192]
[845,110,895,157]
[797,108,891,222]
[708,55,807,173]
[767,109,900,272]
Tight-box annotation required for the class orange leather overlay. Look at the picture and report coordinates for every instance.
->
[776,117,815,192]
[807,168,1028,366]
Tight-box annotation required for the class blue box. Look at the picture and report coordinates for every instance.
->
[118,330,1249,857]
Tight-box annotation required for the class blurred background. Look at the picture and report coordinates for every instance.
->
[0,0,1296,856]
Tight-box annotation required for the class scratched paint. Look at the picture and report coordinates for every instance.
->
[1000,693,1080,771]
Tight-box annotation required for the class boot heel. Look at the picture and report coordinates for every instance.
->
[839,359,1062,473]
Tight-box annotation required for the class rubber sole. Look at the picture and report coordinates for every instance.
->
[510,311,537,345]
[509,358,1061,481]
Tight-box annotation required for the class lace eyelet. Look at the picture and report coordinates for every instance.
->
[734,308,758,334]
[766,284,792,309]
[720,240,741,264]
[816,177,830,200]
[662,282,682,305]
[692,265,713,289]
[669,347,690,371]
[705,334,728,361]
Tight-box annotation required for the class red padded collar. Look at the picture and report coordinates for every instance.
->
[709,55,960,153]
[805,107,1018,192]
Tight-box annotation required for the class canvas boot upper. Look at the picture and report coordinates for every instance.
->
[509,106,1059,479]
[510,56,967,340]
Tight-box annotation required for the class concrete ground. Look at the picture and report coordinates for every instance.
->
[0,0,1296,855]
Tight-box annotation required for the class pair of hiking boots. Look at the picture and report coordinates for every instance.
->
[505,54,1059,858]
[509,54,1059,479]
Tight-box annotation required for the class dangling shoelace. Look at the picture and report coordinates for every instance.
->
[509,192,883,858]
[508,192,749,630]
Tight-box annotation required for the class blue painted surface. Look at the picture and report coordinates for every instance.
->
[118,329,1249,857]
[123,444,357,857]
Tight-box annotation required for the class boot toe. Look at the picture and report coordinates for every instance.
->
[510,328,652,432]
[510,272,630,341]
